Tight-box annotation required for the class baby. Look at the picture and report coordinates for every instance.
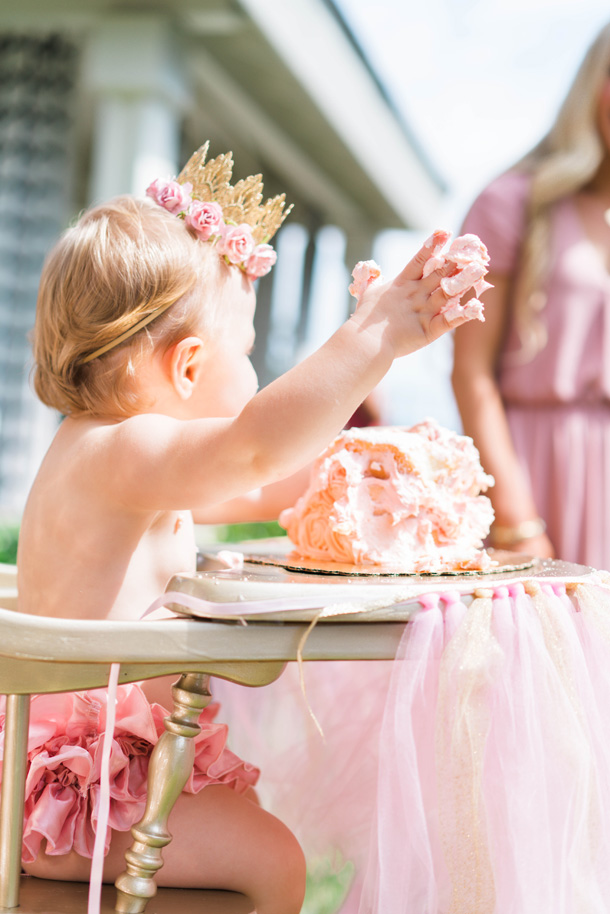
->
[15,143,483,911]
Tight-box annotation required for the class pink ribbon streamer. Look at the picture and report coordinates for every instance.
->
[141,589,367,619]
[88,662,120,914]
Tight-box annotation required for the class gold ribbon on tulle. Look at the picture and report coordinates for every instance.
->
[526,581,579,712]
[528,581,601,902]
[435,589,498,914]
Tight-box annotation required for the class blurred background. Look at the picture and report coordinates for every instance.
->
[1,0,609,530]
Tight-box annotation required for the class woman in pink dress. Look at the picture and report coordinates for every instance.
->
[453,20,610,570]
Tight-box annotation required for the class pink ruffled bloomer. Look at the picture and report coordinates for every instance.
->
[0,683,259,863]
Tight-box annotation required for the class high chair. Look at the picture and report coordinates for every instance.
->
[0,563,285,914]
[0,557,423,914]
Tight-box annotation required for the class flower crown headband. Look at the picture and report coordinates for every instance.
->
[81,142,292,364]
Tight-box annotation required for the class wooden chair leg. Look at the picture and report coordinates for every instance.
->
[0,694,30,909]
[114,674,211,913]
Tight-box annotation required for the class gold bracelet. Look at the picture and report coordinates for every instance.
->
[490,517,546,547]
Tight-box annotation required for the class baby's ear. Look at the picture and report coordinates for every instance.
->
[167,336,205,400]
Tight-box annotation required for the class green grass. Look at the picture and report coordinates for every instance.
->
[215,520,286,543]
[302,856,355,914]
[0,525,18,565]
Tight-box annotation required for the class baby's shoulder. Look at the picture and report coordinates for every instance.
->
[70,413,189,508]
[62,413,175,457]
[42,414,171,495]
[108,412,184,462]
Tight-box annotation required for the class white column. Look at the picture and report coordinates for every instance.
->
[84,14,189,202]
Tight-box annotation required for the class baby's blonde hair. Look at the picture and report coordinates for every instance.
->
[511,20,610,360]
[33,196,222,419]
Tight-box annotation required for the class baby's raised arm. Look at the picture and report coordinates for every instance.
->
[118,237,482,512]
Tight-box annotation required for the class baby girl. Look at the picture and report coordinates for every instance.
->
[15,143,483,911]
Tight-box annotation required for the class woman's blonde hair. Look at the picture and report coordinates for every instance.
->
[32,196,223,419]
[509,20,610,359]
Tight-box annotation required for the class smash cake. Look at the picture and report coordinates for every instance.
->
[279,419,495,573]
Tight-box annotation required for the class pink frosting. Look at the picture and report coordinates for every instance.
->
[349,260,383,299]
[422,231,491,323]
[440,260,487,297]
[279,419,495,572]
[445,233,490,267]
[423,229,452,253]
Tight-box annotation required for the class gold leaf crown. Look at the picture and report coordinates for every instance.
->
[178,141,292,245]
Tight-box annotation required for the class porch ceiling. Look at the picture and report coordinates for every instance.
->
[1,0,446,233]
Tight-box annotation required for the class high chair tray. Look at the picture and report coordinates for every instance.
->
[171,548,596,623]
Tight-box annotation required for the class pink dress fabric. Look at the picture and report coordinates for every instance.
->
[0,683,259,862]
[461,171,610,570]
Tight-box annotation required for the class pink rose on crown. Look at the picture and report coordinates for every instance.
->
[217,223,255,266]
[185,200,224,241]
[146,179,192,215]
[246,243,277,279]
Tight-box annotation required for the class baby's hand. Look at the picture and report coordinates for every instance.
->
[348,231,491,359]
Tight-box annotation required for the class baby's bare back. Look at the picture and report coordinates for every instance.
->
[17,416,197,621]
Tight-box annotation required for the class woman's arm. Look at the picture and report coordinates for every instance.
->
[452,275,555,557]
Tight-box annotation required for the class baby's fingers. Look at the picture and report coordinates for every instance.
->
[426,306,477,342]
[397,230,452,282]
[426,295,485,342]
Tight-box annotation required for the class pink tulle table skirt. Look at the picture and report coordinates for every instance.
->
[0,683,258,863]
[215,573,610,914]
